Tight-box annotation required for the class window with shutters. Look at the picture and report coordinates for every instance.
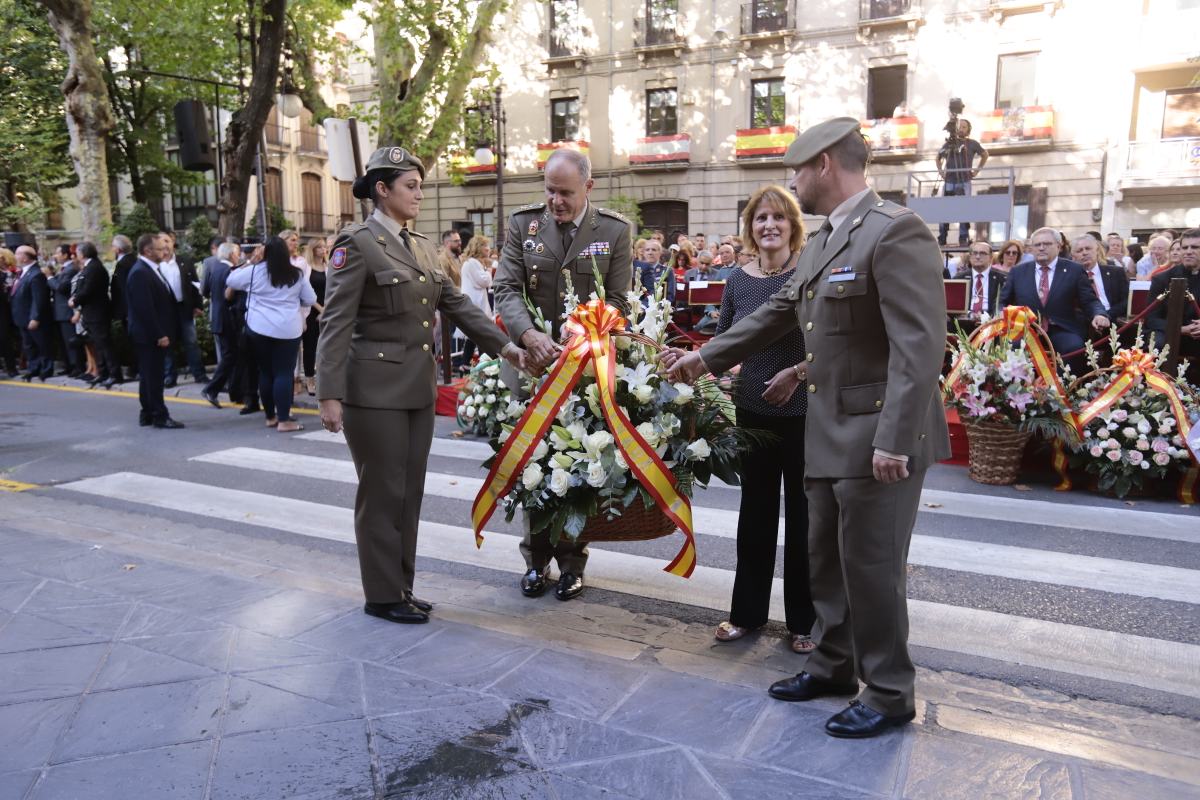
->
[264,168,284,216]
[646,88,678,137]
[551,97,580,142]
[339,181,355,227]
[750,78,786,128]
[301,172,323,232]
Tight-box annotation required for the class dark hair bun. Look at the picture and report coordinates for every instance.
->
[351,174,373,200]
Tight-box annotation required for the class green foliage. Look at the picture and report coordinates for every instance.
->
[184,215,216,259]
[603,195,643,229]
[113,204,162,240]
[267,204,293,237]
[0,0,73,228]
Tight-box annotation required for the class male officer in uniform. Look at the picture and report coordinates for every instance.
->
[493,147,634,601]
[664,118,949,738]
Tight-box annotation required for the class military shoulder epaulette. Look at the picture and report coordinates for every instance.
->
[408,229,429,239]
[597,207,630,224]
[869,200,912,219]
[515,202,547,214]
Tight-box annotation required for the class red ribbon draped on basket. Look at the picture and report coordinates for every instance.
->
[471,299,698,577]
[945,306,1082,490]
[1076,349,1200,504]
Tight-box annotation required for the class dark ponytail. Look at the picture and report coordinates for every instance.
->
[352,168,405,202]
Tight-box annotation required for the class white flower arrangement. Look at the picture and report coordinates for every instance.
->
[457,360,526,439]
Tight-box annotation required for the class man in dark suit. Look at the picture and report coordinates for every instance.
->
[1147,229,1200,385]
[48,245,84,377]
[10,246,53,381]
[126,233,184,428]
[69,242,122,388]
[110,235,138,382]
[961,242,1006,318]
[200,241,240,407]
[998,226,1109,374]
[1072,234,1128,324]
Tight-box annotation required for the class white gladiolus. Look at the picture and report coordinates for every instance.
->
[549,468,571,496]
[586,461,608,487]
[521,463,544,491]
[567,421,587,443]
[685,438,711,460]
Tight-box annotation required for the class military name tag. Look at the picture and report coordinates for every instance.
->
[330,247,348,269]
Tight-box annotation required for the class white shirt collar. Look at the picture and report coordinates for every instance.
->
[371,208,407,240]
[571,201,589,231]
[825,187,872,236]
[19,262,35,275]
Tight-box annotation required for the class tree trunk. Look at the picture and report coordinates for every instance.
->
[216,0,287,238]
[40,0,115,241]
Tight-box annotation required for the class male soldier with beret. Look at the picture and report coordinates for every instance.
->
[493,148,633,602]
[664,118,949,738]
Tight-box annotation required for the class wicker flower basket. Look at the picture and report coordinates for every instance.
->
[580,496,678,542]
[962,420,1032,485]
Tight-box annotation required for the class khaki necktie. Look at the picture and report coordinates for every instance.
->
[559,222,575,256]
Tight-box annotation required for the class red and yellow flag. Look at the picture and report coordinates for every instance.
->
[471,299,697,577]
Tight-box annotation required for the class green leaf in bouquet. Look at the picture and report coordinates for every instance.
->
[590,255,606,302]
[692,460,712,487]
[1114,475,1133,498]
[1097,471,1117,492]
[622,482,639,507]
[564,508,588,540]
[709,456,741,487]
[529,505,556,536]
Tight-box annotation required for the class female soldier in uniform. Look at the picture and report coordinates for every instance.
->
[316,146,528,624]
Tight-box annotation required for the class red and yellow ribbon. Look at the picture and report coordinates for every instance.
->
[1075,348,1198,504]
[471,299,697,576]
[945,306,1081,489]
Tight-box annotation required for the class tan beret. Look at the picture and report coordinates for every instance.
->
[782,117,861,168]
[363,146,426,179]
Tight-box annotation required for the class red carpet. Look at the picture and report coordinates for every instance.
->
[942,408,969,466]
[436,381,465,417]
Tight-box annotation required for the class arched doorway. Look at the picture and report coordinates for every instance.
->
[639,200,688,237]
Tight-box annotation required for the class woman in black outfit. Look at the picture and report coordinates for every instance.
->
[713,184,816,655]
[301,238,327,395]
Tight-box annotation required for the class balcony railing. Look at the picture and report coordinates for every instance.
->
[1125,138,1200,177]
[537,140,590,170]
[861,116,919,157]
[264,123,290,148]
[547,25,583,59]
[633,13,684,51]
[734,125,795,162]
[861,0,912,19]
[977,105,1054,149]
[741,0,793,36]
[298,127,326,155]
[630,133,690,169]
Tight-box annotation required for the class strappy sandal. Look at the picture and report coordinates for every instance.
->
[265,418,278,428]
[790,634,815,654]
[714,621,749,642]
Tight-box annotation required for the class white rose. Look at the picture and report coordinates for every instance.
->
[1096,428,1110,440]
[1141,460,1150,469]
[636,422,659,447]
[672,383,695,405]
[633,384,655,403]
[1121,427,1137,440]
[1136,419,1152,435]
[483,363,500,376]
[457,405,467,416]
[485,393,497,404]
[533,440,549,461]
[584,430,615,455]
[465,406,477,418]
[521,463,544,491]
[549,468,571,496]
[586,461,608,488]
[685,438,711,460]
[1135,439,1150,451]
[464,395,475,406]
[614,449,628,472]
[486,378,497,389]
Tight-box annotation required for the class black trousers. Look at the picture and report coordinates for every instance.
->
[57,320,84,372]
[728,408,815,635]
[301,312,320,377]
[20,325,52,377]
[205,330,238,396]
[229,317,259,407]
[85,318,121,381]
[134,342,168,423]
[0,317,18,374]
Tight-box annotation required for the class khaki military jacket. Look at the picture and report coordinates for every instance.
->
[316,215,510,409]
[701,189,951,478]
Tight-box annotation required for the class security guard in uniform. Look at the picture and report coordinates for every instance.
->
[493,148,633,601]
[316,146,527,624]
[663,118,950,738]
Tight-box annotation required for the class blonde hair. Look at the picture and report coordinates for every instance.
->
[304,238,327,268]
[740,185,806,255]
[0,248,14,270]
[463,234,491,262]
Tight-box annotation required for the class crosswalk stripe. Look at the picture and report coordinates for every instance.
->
[297,431,1200,546]
[190,447,1200,605]
[57,471,1200,700]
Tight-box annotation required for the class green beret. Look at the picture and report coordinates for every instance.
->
[782,117,861,168]
[363,146,425,179]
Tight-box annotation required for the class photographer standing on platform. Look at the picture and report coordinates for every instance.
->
[936,115,989,247]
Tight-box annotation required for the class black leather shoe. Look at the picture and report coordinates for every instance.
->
[768,671,859,703]
[21,372,33,382]
[79,372,97,383]
[520,569,547,598]
[239,404,261,416]
[154,418,186,429]
[825,700,915,739]
[554,572,583,601]
[201,389,221,409]
[139,417,152,427]
[405,592,433,613]
[101,378,116,390]
[364,601,428,624]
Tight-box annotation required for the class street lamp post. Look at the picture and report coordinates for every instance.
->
[472,88,507,245]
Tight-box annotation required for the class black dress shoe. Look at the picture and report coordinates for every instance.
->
[153,418,186,429]
[201,389,221,409]
[21,372,33,382]
[239,404,261,415]
[364,601,428,624]
[825,700,915,739]
[100,378,116,390]
[163,377,177,388]
[520,568,548,598]
[139,417,152,427]
[768,671,859,703]
[405,592,433,612]
[554,572,583,601]
[79,372,98,383]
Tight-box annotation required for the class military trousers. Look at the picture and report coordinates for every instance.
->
[802,468,926,717]
[520,525,589,576]
[343,403,435,603]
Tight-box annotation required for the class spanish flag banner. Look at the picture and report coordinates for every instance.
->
[536,141,591,170]
[734,126,796,158]
[471,299,697,577]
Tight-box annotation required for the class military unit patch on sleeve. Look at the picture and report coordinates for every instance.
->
[331,247,348,269]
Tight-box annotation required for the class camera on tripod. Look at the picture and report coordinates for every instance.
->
[943,97,966,140]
